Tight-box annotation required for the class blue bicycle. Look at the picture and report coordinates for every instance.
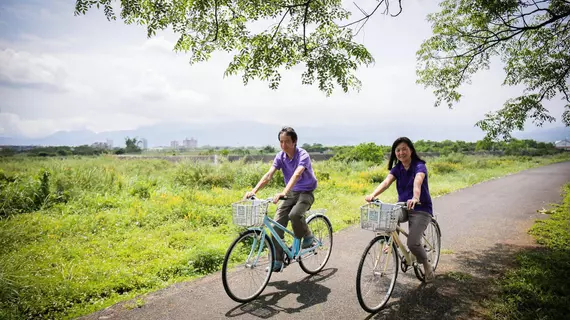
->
[222,196,333,303]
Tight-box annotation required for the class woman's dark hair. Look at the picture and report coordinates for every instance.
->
[388,137,425,170]
[278,126,298,143]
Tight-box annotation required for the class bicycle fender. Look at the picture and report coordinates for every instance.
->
[244,227,264,234]
[305,209,328,222]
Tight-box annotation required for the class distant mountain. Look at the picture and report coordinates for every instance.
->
[2,121,567,147]
[513,126,570,142]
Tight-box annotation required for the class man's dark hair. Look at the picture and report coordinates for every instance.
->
[278,126,298,143]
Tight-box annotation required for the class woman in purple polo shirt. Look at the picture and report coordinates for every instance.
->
[364,137,435,282]
[245,127,318,272]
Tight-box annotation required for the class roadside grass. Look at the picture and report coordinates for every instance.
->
[484,183,570,320]
[0,153,569,319]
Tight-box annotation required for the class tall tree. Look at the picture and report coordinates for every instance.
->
[74,0,382,95]
[416,0,570,140]
[125,136,142,153]
[75,0,569,139]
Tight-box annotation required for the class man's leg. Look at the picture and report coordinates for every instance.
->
[288,191,314,241]
[272,194,297,262]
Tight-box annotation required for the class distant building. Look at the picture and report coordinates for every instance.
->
[91,142,109,149]
[554,139,570,150]
[171,140,179,148]
[106,139,113,149]
[182,137,198,149]
[140,138,148,150]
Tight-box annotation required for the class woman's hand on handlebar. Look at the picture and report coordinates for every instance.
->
[407,197,419,210]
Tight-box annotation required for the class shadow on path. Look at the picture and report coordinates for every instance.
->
[364,243,537,320]
[225,268,337,318]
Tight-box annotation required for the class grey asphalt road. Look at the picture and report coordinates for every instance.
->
[79,161,570,320]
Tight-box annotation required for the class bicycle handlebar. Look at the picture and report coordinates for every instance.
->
[369,198,421,206]
[247,195,288,202]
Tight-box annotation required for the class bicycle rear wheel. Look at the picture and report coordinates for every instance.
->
[222,229,274,303]
[356,235,399,313]
[413,218,441,281]
[299,214,333,274]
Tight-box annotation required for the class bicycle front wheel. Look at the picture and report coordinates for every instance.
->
[299,214,333,274]
[222,229,274,303]
[414,218,442,281]
[356,235,399,313]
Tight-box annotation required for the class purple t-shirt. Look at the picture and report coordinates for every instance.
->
[272,147,318,192]
[389,160,433,215]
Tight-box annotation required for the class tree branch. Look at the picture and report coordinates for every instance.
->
[303,0,312,56]
[338,0,386,28]
[354,1,367,16]
[442,10,570,60]
[271,8,291,41]
[539,64,570,101]
[212,0,218,42]
[390,0,403,17]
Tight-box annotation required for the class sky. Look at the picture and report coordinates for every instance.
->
[0,0,567,145]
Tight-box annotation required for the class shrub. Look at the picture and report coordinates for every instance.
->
[333,143,384,163]
[439,152,465,164]
[359,166,387,183]
[190,248,225,274]
[129,179,157,199]
[315,170,330,181]
[430,162,462,174]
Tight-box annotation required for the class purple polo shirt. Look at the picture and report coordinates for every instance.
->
[389,160,433,215]
[272,147,318,192]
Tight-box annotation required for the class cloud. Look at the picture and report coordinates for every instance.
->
[0,48,68,91]
[141,36,175,53]
[0,112,65,138]
[0,0,562,143]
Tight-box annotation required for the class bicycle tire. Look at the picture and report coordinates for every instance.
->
[299,214,333,274]
[222,229,275,303]
[356,235,399,313]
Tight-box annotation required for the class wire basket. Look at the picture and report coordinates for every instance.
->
[231,200,269,227]
[360,202,402,233]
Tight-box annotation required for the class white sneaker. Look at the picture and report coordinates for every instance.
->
[424,267,435,283]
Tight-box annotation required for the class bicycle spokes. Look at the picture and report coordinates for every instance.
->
[222,231,274,303]
[356,236,399,313]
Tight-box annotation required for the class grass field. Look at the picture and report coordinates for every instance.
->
[1,153,569,319]
[484,183,570,320]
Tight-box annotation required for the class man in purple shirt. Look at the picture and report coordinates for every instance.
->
[245,127,318,272]
[365,137,435,282]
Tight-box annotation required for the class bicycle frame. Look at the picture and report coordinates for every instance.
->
[386,227,415,265]
[374,220,438,274]
[248,212,320,263]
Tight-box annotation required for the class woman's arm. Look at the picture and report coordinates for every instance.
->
[408,172,425,209]
[365,174,396,201]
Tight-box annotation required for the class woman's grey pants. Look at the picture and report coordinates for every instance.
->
[399,208,432,264]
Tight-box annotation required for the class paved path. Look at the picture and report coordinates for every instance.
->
[80,162,570,320]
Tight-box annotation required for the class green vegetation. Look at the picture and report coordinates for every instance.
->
[74,1,569,138]
[485,183,570,320]
[1,152,569,319]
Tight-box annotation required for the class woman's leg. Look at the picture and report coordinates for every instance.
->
[407,210,431,264]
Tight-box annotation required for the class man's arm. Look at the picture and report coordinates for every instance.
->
[245,166,278,198]
[272,166,305,203]
[283,166,305,195]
